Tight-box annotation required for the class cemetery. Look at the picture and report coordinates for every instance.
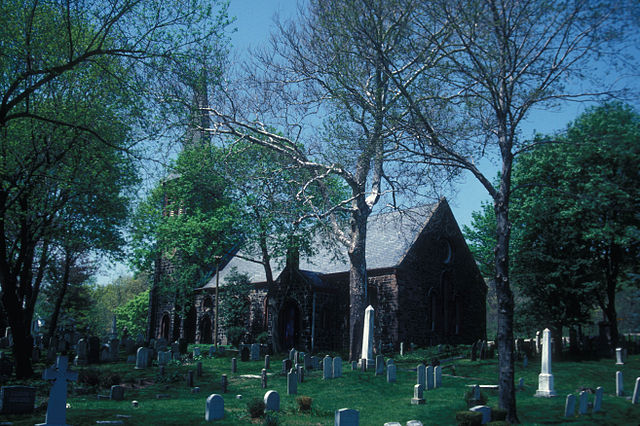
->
[1,335,639,425]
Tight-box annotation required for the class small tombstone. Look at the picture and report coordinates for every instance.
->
[261,369,268,389]
[187,370,194,387]
[287,369,297,395]
[335,408,359,426]
[517,377,524,390]
[209,346,216,357]
[351,361,357,371]
[264,354,270,370]
[296,363,304,383]
[632,377,640,404]
[411,384,425,405]
[171,342,180,355]
[250,343,260,361]
[193,346,201,357]
[135,347,148,369]
[110,385,125,401]
[615,347,624,365]
[523,354,528,368]
[231,357,237,373]
[126,355,136,364]
[616,371,623,396]
[375,355,384,376]
[289,348,296,361]
[323,355,333,379]
[564,394,576,417]
[593,386,603,413]
[75,338,88,366]
[426,365,434,390]
[416,364,426,388]
[39,356,78,426]
[578,391,588,414]
[264,390,280,411]
[197,361,203,378]
[383,423,401,426]
[0,385,36,414]
[303,354,311,371]
[221,375,228,393]
[100,345,111,363]
[282,359,292,375]
[400,342,404,356]
[469,405,491,424]
[434,366,442,388]
[333,357,342,378]
[387,358,394,365]
[312,356,319,370]
[157,351,171,366]
[387,364,396,383]
[406,421,423,426]
[205,394,224,421]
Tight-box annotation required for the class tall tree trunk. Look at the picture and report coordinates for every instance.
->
[1,278,33,378]
[45,251,72,348]
[347,207,368,362]
[494,191,518,423]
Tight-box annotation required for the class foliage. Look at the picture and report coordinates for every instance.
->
[247,398,265,418]
[114,290,150,338]
[295,396,313,412]
[219,270,252,331]
[455,411,483,426]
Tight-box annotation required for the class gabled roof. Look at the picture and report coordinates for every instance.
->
[200,201,442,289]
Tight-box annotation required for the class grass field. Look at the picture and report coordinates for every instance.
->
[2,346,639,425]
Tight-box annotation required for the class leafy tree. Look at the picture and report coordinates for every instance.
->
[218,269,252,347]
[115,290,150,338]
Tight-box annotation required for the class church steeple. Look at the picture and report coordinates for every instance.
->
[185,66,211,149]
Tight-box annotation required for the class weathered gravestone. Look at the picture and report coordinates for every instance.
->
[250,343,260,361]
[535,328,556,397]
[323,356,333,379]
[434,365,442,388]
[289,348,296,361]
[157,350,171,366]
[593,386,603,413]
[231,357,237,373]
[375,355,384,376]
[100,345,111,363]
[197,362,203,378]
[296,363,304,383]
[187,370,194,387]
[261,369,268,388]
[360,305,375,369]
[193,346,201,357]
[616,371,624,396]
[282,359,291,375]
[205,394,224,421]
[406,421,423,426]
[615,347,624,365]
[264,390,280,411]
[426,365,434,390]
[335,408,359,426]
[411,384,425,405]
[632,377,640,404]
[265,354,270,370]
[303,354,311,371]
[135,347,149,369]
[37,356,78,426]
[564,394,576,417]
[287,369,297,395]
[578,391,588,414]
[75,338,88,366]
[109,338,119,361]
[240,346,250,362]
[209,346,216,357]
[221,375,228,393]
[333,357,342,378]
[0,385,36,414]
[469,405,491,424]
[110,385,125,401]
[387,364,396,383]
[416,364,426,389]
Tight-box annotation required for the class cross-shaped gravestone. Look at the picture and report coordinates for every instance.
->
[37,355,78,426]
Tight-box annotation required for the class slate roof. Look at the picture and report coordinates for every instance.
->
[200,201,441,289]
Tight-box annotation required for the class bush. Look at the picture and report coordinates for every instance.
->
[456,411,483,426]
[491,408,507,421]
[100,372,121,388]
[247,398,265,418]
[464,389,488,408]
[226,326,245,349]
[263,412,279,426]
[256,332,269,344]
[78,369,101,387]
[296,395,313,412]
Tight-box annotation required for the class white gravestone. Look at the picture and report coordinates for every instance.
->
[411,384,425,405]
[535,328,556,397]
[360,305,375,369]
[616,371,623,396]
[564,394,575,417]
[333,357,342,378]
[434,365,442,388]
[264,390,280,411]
[36,356,78,426]
[632,377,640,404]
[205,394,224,421]
[416,364,426,388]
[135,347,148,369]
[323,355,333,380]
[250,343,260,361]
[335,408,359,426]
[615,347,624,365]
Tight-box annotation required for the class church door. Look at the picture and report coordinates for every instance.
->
[278,300,300,350]
[199,315,212,344]
[160,313,170,340]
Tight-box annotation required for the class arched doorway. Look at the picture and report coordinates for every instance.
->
[199,314,212,344]
[160,313,170,340]
[184,305,197,343]
[278,299,301,350]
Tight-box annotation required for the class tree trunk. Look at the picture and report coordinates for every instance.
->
[1,282,33,378]
[347,208,368,362]
[45,252,72,348]
[551,324,563,360]
[494,194,518,423]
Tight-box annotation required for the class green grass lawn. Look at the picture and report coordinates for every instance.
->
[2,346,639,425]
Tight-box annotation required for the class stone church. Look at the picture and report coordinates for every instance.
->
[148,198,487,353]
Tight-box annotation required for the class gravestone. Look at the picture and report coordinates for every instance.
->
[335,408,359,426]
[135,347,148,369]
[535,331,541,354]
[426,365,434,390]
[100,345,111,363]
[400,342,404,356]
[261,369,268,388]
[387,358,394,365]
[375,355,384,376]
[615,347,624,365]
[434,366,442,388]
[264,390,279,411]
[578,391,588,414]
[469,405,491,424]
[289,348,296,361]
[535,328,556,397]
[632,376,640,404]
[360,305,375,369]
[564,394,576,417]
[411,384,425,405]
[205,394,224,421]
[387,364,396,383]
[75,338,88,366]
[37,356,77,426]
[518,377,524,390]
[240,346,250,362]
[312,356,319,370]
[287,369,297,395]
[0,386,36,414]
[187,370,194,387]
[193,346,201,357]
[231,357,237,373]
[296,363,304,383]
[351,361,357,371]
[110,385,124,401]
[523,354,528,368]
[333,357,342,378]
[197,361,203,378]
[171,342,180,355]
[265,354,270,370]
[416,364,426,388]
[209,346,216,357]
[406,421,423,426]
[158,350,171,366]
[303,354,311,371]
[282,359,291,375]
[323,355,333,379]
[155,337,168,352]
[250,343,260,361]
[593,386,603,413]
[221,375,228,393]
[616,371,623,396]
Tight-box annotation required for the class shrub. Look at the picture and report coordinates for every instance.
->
[456,411,483,426]
[256,332,269,344]
[491,408,507,421]
[263,412,279,426]
[226,326,245,349]
[247,398,265,418]
[100,372,121,388]
[78,369,101,387]
[296,395,313,412]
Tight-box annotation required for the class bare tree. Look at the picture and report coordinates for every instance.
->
[381,0,637,422]
[209,0,443,361]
